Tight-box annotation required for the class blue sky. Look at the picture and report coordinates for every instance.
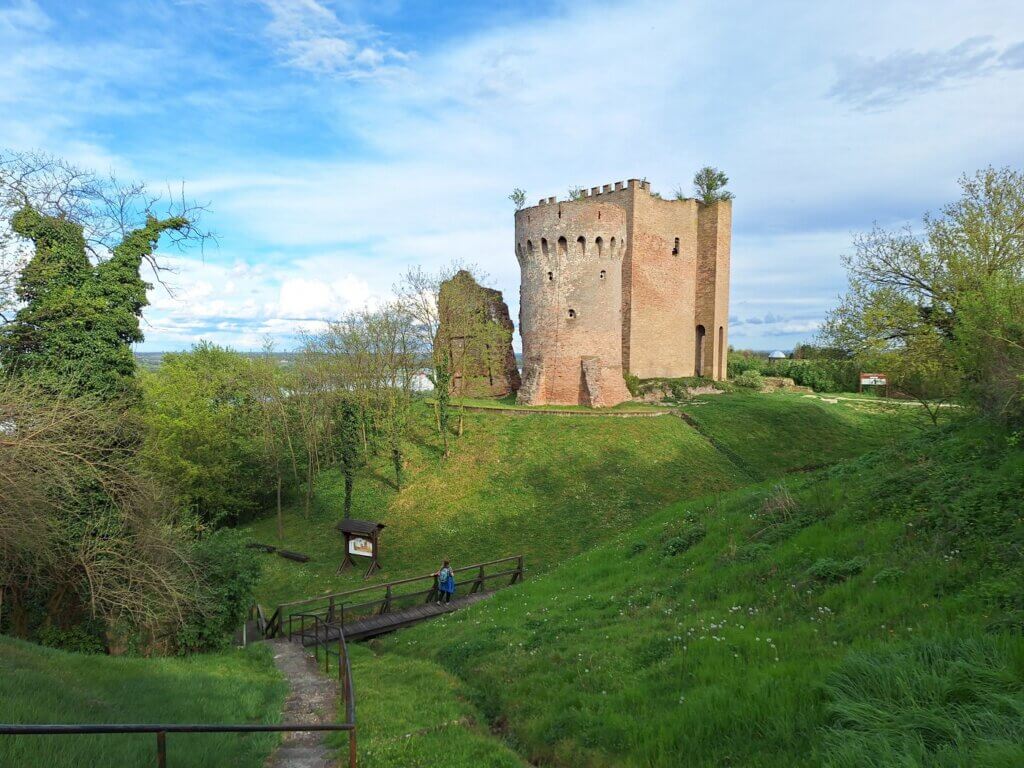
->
[2,0,1023,352]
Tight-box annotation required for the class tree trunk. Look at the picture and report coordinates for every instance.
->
[276,472,283,541]
[343,470,353,518]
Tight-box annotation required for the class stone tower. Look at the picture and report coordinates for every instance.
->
[515,178,731,407]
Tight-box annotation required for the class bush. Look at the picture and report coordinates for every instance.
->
[623,373,641,397]
[37,624,105,654]
[175,530,261,653]
[806,557,868,583]
[733,370,764,389]
[662,524,707,556]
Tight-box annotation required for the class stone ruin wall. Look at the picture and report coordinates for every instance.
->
[516,178,731,407]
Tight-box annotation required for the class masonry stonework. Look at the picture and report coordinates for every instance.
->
[515,178,731,407]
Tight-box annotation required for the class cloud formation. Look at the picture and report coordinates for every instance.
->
[829,36,1024,109]
[261,0,409,78]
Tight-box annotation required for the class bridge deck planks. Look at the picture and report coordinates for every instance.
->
[301,591,494,644]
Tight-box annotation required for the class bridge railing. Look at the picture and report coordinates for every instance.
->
[266,554,524,638]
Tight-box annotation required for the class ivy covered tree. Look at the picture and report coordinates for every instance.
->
[0,208,187,400]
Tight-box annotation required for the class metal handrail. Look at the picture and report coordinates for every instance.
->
[0,722,353,768]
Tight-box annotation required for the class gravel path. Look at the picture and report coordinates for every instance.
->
[265,639,339,768]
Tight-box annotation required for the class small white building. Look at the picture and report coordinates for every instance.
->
[768,350,788,362]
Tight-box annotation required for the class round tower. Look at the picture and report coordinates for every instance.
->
[515,198,632,407]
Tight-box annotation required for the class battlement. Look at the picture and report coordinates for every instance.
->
[533,178,655,208]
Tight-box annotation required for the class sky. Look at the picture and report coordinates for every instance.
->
[2,0,1023,352]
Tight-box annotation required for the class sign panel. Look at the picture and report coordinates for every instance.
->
[348,536,374,557]
[860,373,887,387]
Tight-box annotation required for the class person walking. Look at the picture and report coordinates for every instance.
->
[436,560,456,605]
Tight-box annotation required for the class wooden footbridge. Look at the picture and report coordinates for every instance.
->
[259,555,524,643]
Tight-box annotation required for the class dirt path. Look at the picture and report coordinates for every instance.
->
[265,639,339,768]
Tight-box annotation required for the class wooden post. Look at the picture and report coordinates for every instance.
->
[381,586,392,614]
[471,566,484,594]
[156,731,166,768]
[348,730,357,768]
[328,597,335,623]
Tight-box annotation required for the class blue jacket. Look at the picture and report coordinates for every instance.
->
[438,567,456,593]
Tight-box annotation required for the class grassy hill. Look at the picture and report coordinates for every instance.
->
[243,393,916,608]
[354,422,1023,767]
[0,639,286,767]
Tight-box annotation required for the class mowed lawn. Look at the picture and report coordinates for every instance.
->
[0,638,287,768]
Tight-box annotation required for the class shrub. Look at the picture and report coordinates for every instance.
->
[37,624,105,654]
[733,370,764,389]
[806,557,868,583]
[623,373,641,397]
[175,530,261,653]
[662,525,706,556]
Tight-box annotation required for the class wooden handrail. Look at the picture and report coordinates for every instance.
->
[275,555,524,611]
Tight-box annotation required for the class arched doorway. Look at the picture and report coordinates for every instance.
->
[695,325,706,376]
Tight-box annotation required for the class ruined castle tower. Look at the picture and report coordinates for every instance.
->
[515,179,731,407]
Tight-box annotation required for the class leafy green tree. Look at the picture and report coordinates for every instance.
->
[509,188,527,211]
[688,167,735,205]
[141,344,270,526]
[821,167,1024,423]
[336,396,361,518]
[0,207,187,401]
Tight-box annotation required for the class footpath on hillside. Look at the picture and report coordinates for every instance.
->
[266,639,338,768]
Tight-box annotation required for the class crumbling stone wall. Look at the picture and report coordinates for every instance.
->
[515,179,731,407]
[436,270,521,398]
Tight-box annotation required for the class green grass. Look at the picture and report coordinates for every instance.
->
[440,395,668,413]
[244,402,747,607]
[244,393,914,608]
[360,423,1024,767]
[330,645,528,767]
[680,391,937,478]
[0,638,287,767]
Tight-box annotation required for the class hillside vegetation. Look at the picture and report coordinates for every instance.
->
[243,394,914,607]
[354,422,1023,767]
[0,639,286,767]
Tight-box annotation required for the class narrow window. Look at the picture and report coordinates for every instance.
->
[527,240,534,257]
[541,238,549,256]
[598,210,602,220]
[577,236,586,256]
[610,236,617,253]
[557,236,567,256]
[516,243,523,261]
[695,325,706,376]
[672,237,680,256]
[599,269,606,280]
[547,271,553,282]
[595,236,603,257]
[568,309,576,318]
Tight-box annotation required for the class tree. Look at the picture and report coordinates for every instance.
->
[509,188,527,211]
[0,376,196,644]
[567,186,584,201]
[336,396,361,518]
[820,167,1024,424]
[141,344,270,526]
[688,167,734,205]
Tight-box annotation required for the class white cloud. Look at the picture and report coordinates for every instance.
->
[260,0,409,78]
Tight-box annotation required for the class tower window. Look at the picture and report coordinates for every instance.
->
[568,309,576,318]
[541,238,549,256]
[672,237,680,256]
[577,236,586,256]
[595,236,603,257]
[599,270,606,279]
[557,236,567,256]
[547,271,553,282]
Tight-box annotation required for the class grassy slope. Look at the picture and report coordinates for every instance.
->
[0,639,287,767]
[365,423,1023,767]
[244,394,912,608]
[245,404,745,607]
